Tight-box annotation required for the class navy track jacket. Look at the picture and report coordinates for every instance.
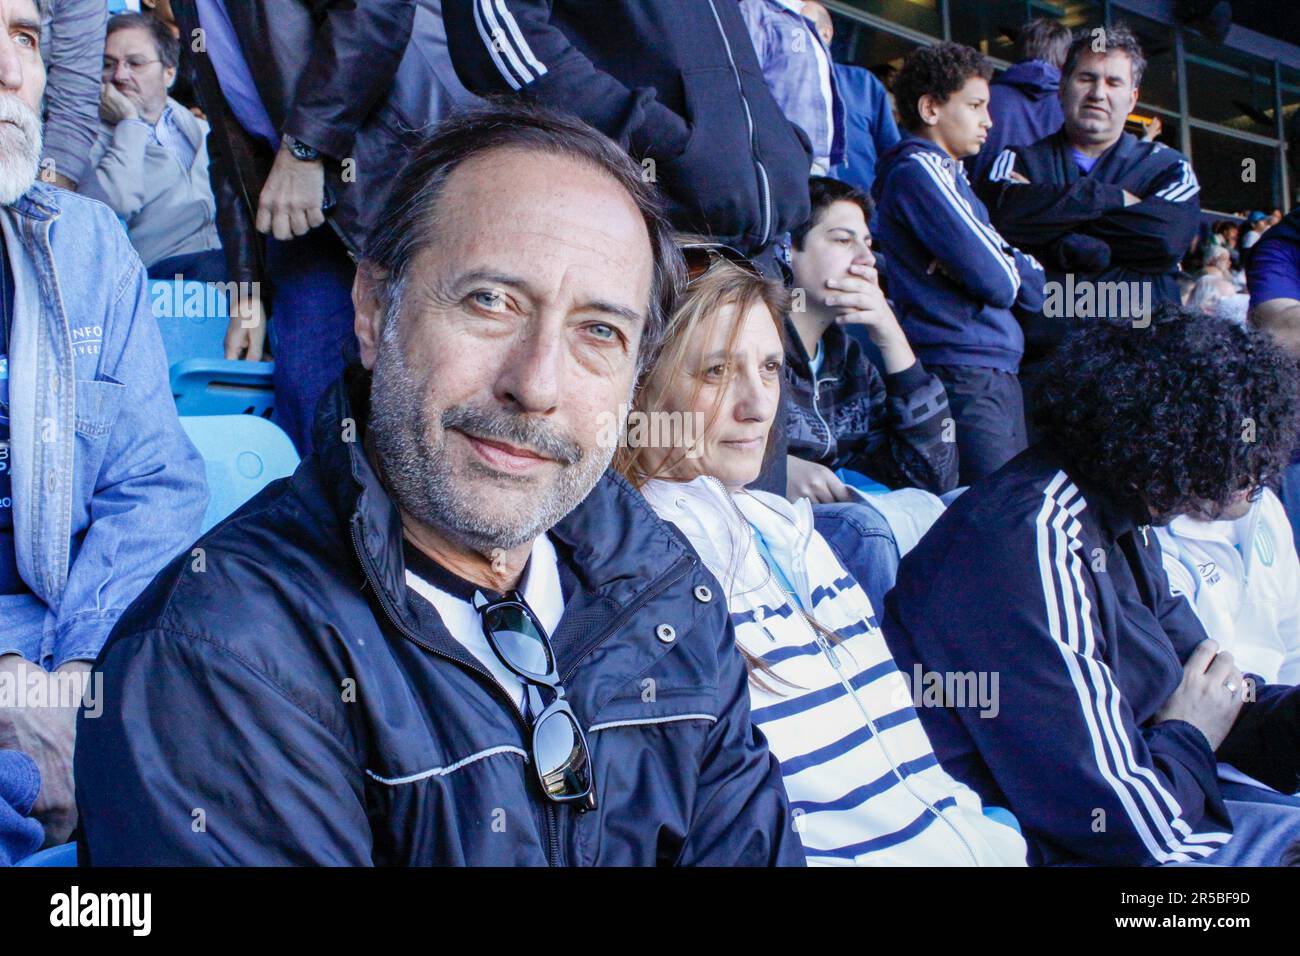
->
[872,136,1045,373]
[979,129,1200,363]
[883,443,1300,866]
[443,0,813,256]
[74,370,804,866]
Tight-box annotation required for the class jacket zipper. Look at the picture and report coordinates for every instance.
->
[706,0,772,246]
[349,523,562,865]
[811,375,835,460]
[713,480,982,865]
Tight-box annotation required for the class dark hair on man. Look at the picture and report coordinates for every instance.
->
[365,99,685,375]
[1032,305,1300,524]
[107,12,179,71]
[1062,22,1147,88]
[791,176,874,250]
[893,42,993,132]
[1015,17,1073,70]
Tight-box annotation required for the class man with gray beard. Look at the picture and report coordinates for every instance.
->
[0,0,205,864]
[75,102,803,867]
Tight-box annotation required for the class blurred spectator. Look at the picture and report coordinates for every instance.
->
[1202,243,1232,279]
[884,307,1300,866]
[1187,271,1234,315]
[35,0,105,190]
[1,0,205,855]
[739,0,842,176]
[967,17,1071,184]
[872,43,1044,484]
[981,25,1201,373]
[1159,487,1300,687]
[806,1,900,193]
[171,0,477,455]
[784,177,956,498]
[1247,206,1300,355]
[78,13,224,283]
[1241,210,1270,251]
[443,0,813,270]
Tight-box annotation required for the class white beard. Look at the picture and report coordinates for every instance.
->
[0,94,43,206]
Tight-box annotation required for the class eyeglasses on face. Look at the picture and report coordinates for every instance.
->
[102,57,163,75]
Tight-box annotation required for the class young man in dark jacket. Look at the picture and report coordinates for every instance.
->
[785,176,956,501]
[965,17,1071,184]
[979,25,1200,373]
[442,0,812,270]
[74,103,803,867]
[872,43,1044,485]
[884,307,1300,866]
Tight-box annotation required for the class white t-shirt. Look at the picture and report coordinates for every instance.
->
[405,534,565,713]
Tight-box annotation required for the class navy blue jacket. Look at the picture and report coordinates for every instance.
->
[872,136,1045,372]
[980,130,1200,363]
[74,371,803,866]
[443,0,812,256]
[883,442,1300,866]
[966,60,1064,185]
[782,315,957,494]
[828,62,900,194]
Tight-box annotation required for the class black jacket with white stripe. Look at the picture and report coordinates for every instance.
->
[978,130,1200,365]
[442,0,813,256]
[882,442,1300,866]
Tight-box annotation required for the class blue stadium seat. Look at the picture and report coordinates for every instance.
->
[171,358,275,418]
[17,842,77,867]
[149,277,230,367]
[179,416,299,532]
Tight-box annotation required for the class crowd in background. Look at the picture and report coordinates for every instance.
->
[4,0,1300,869]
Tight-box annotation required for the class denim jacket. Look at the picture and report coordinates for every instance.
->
[739,0,844,172]
[0,182,206,669]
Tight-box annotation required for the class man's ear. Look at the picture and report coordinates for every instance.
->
[353,262,388,370]
[164,65,177,90]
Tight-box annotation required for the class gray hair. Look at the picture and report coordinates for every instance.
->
[1063,22,1147,88]
[107,12,179,71]
[364,100,685,376]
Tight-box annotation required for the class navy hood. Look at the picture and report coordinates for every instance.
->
[994,60,1061,101]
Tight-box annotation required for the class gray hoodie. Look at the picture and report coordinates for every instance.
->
[78,97,222,269]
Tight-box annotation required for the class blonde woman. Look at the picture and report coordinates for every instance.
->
[619,245,1027,865]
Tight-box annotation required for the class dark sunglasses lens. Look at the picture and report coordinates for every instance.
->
[683,246,712,282]
[534,709,591,799]
[483,603,552,678]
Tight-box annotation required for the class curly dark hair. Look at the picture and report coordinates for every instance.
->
[894,42,992,132]
[1033,305,1300,524]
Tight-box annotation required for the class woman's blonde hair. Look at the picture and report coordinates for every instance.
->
[617,255,791,488]
[616,252,823,695]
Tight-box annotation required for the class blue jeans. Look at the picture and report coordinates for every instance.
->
[813,499,900,618]
[148,248,228,285]
[266,227,357,457]
[1194,795,1300,866]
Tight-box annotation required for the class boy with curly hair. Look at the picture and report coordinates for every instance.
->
[872,42,1045,484]
[883,305,1300,866]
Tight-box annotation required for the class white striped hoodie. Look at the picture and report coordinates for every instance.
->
[641,476,1027,866]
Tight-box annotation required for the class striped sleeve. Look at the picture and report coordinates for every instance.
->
[895,470,1234,865]
[1152,158,1201,204]
[1024,474,1230,864]
[893,152,1024,308]
[443,0,692,160]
